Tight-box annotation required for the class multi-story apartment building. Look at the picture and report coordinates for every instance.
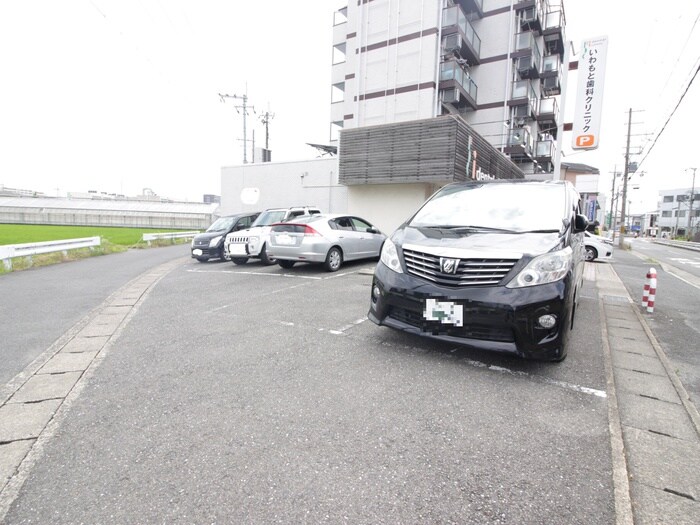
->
[331,0,568,229]
[657,188,700,237]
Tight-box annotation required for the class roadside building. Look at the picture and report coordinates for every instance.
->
[0,195,218,230]
[657,188,700,238]
[560,162,604,226]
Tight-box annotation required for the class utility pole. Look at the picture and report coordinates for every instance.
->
[259,110,275,150]
[219,92,256,164]
[608,166,620,232]
[687,167,697,238]
[618,108,633,248]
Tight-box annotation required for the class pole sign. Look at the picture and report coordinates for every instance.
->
[572,36,608,150]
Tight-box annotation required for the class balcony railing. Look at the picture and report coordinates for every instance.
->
[514,31,541,56]
[442,5,481,62]
[544,9,564,32]
[516,53,541,79]
[537,97,559,121]
[518,2,544,33]
[536,138,556,159]
[457,0,484,18]
[511,79,537,103]
[543,10,565,56]
[506,127,534,157]
[441,61,478,103]
[541,54,560,76]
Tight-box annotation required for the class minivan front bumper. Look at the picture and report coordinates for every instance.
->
[368,262,575,361]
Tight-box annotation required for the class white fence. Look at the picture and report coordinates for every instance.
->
[141,231,199,245]
[0,237,101,270]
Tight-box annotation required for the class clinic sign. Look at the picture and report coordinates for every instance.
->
[572,36,608,150]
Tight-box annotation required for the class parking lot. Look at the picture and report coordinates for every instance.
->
[2,254,617,524]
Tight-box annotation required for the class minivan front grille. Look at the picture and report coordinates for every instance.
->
[388,306,514,343]
[402,248,518,287]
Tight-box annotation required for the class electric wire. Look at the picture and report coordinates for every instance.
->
[637,60,700,171]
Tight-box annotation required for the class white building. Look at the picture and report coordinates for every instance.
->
[221,0,570,233]
[657,188,700,238]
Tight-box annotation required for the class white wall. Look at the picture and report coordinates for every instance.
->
[220,158,346,216]
[347,183,439,235]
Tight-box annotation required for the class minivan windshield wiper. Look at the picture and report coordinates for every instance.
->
[420,225,519,233]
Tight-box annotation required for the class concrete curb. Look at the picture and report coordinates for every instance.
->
[595,261,700,523]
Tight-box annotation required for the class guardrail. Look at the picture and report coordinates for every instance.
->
[141,231,199,245]
[651,239,700,252]
[0,236,101,271]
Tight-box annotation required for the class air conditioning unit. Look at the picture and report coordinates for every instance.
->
[442,88,460,104]
[542,76,560,95]
[512,104,532,119]
[442,34,462,56]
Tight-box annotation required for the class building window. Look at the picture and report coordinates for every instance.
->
[334,7,347,26]
[677,194,688,202]
[333,43,346,65]
[330,121,343,142]
[661,211,672,217]
[676,210,687,218]
[332,82,345,103]
[663,195,673,203]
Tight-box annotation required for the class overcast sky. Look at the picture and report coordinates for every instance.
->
[1,0,698,212]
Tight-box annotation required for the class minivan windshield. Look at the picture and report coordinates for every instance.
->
[251,210,287,227]
[409,183,567,233]
[206,217,235,232]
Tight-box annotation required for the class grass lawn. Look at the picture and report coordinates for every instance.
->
[1,224,197,274]
[0,224,190,247]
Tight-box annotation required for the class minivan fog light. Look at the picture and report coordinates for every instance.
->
[373,285,381,298]
[538,314,557,329]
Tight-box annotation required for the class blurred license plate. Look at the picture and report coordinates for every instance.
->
[424,299,463,326]
[192,249,203,256]
[276,234,295,245]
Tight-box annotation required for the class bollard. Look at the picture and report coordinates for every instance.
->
[642,267,657,313]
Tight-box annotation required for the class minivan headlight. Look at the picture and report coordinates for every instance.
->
[506,247,572,288]
[380,239,403,274]
[209,235,223,247]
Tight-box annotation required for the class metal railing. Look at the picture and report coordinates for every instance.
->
[651,239,700,252]
[0,237,101,270]
[142,231,199,245]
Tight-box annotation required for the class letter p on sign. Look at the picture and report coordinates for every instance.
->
[574,134,597,149]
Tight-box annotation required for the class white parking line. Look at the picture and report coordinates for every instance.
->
[187,269,323,280]
[458,355,607,398]
[329,318,368,335]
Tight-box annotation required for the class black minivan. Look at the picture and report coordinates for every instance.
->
[191,212,260,262]
[368,180,588,361]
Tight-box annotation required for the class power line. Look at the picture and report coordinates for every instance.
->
[637,61,700,170]
[657,10,700,100]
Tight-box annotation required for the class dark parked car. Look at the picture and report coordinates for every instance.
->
[368,180,588,361]
[191,212,260,262]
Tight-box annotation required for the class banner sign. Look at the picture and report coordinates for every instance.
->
[572,36,608,150]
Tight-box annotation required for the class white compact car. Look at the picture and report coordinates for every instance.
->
[584,231,614,262]
[224,206,321,265]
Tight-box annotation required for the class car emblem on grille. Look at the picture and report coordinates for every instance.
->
[440,257,460,274]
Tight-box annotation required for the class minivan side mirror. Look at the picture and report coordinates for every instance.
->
[573,214,589,233]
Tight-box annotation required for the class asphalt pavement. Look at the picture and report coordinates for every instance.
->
[0,246,698,523]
